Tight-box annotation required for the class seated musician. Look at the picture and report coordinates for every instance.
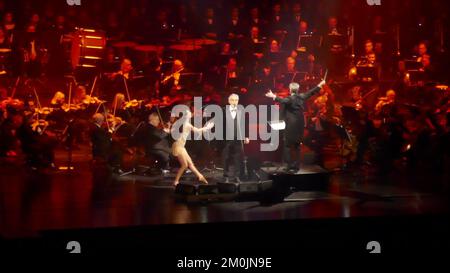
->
[415,42,428,63]
[375,89,397,117]
[109,58,134,100]
[16,113,57,170]
[419,54,436,82]
[111,93,131,121]
[201,7,220,39]
[90,113,111,160]
[72,85,88,105]
[50,91,65,107]
[253,61,275,92]
[0,112,22,157]
[133,112,171,174]
[90,113,123,174]
[276,56,300,82]
[239,26,265,73]
[67,85,91,145]
[161,59,184,96]
[219,57,248,95]
[299,53,322,79]
[112,58,133,80]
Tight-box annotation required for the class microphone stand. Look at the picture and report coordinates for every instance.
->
[201,105,222,173]
[59,77,78,171]
[236,107,254,181]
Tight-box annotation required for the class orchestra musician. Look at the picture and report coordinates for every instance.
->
[0,112,22,157]
[110,58,134,96]
[201,7,220,39]
[416,42,428,63]
[50,91,65,107]
[132,112,171,174]
[375,89,397,115]
[161,59,184,96]
[111,92,131,121]
[17,112,57,170]
[19,24,43,78]
[90,113,112,163]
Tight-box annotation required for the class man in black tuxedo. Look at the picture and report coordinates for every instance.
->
[90,113,123,174]
[222,93,249,182]
[265,80,326,171]
[90,113,112,161]
[132,112,171,173]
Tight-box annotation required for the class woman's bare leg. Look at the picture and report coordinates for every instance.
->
[184,151,207,184]
[174,153,188,185]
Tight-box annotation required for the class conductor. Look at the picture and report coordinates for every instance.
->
[265,79,326,171]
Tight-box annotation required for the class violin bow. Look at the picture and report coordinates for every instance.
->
[10,76,20,99]
[102,103,112,133]
[113,95,118,117]
[32,87,42,111]
[67,82,73,110]
[123,76,131,102]
[156,104,166,128]
[88,75,98,98]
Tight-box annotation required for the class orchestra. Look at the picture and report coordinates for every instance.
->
[0,1,447,180]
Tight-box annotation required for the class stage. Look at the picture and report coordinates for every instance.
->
[0,143,448,242]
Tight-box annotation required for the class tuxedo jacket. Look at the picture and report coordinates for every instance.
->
[274,85,321,144]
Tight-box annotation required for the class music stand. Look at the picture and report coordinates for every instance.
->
[178,72,203,90]
[327,33,345,49]
[357,65,378,82]
[404,60,422,71]
[297,33,315,53]
[334,123,353,171]
[254,41,266,54]
[268,120,286,130]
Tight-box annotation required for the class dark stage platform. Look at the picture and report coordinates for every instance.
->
[0,143,448,243]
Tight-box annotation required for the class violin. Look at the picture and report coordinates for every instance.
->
[61,103,82,112]
[34,107,55,116]
[105,114,125,133]
[31,119,49,135]
[124,99,143,109]
[82,95,105,105]
[161,67,184,84]
[1,98,25,111]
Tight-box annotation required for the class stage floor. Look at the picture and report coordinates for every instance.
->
[0,144,448,239]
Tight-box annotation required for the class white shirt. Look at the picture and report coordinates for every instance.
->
[229,106,237,119]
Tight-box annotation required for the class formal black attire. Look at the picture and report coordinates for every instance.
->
[274,85,321,169]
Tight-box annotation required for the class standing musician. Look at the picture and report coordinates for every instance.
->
[265,79,326,171]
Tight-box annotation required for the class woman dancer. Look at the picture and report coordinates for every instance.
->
[172,109,214,186]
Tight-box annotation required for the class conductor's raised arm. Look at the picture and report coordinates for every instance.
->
[299,79,326,100]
